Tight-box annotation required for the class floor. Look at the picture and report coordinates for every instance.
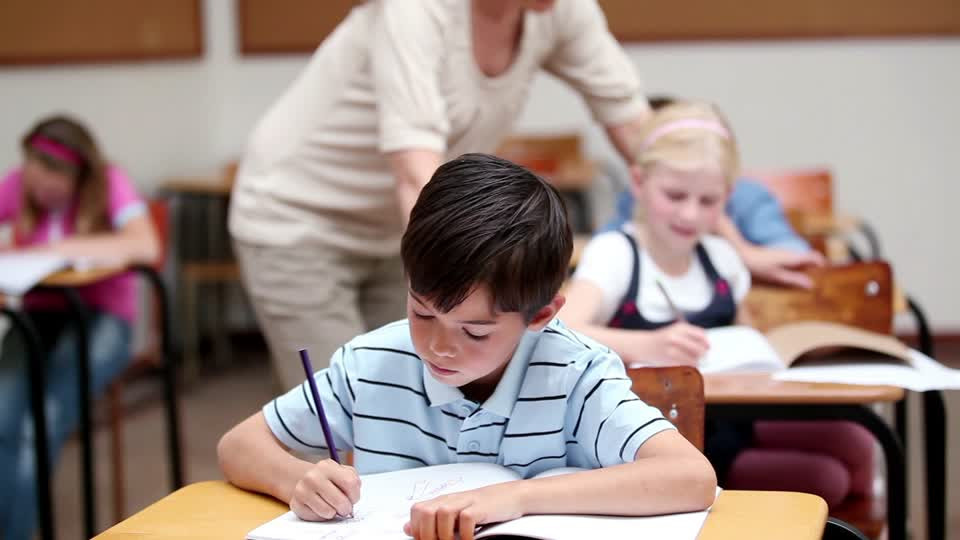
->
[47,339,960,540]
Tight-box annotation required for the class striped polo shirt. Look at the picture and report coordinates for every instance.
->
[263,318,674,477]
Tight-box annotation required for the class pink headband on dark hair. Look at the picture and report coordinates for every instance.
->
[30,135,83,166]
[639,119,730,152]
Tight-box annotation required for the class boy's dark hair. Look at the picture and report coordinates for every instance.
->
[402,153,572,322]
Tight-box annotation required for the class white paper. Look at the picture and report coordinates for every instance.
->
[247,463,518,540]
[475,487,719,540]
[0,252,71,296]
[697,326,784,374]
[773,350,960,391]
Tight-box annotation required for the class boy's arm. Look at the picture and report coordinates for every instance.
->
[403,430,715,540]
[217,411,314,503]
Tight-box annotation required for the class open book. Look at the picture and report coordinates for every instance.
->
[0,252,73,296]
[695,322,960,391]
[247,463,715,540]
[0,252,107,296]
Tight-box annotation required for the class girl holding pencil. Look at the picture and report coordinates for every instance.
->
[560,101,874,509]
[0,115,158,539]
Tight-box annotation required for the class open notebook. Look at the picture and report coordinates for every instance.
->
[247,463,715,540]
[0,252,106,296]
[0,252,73,296]
[692,322,960,391]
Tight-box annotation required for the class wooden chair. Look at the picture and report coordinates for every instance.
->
[747,167,930,353]
[496,134,598,233]
[171,162,240,380]
[743,261,896,539]
[745,168,872,260]
[105,199,183,523]
[626,366,705,451]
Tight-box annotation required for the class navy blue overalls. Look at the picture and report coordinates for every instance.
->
[607,229,750,482]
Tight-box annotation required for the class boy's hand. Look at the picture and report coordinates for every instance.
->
[403,483,525,540]
[289,459,361,521]
[653,322,709,366]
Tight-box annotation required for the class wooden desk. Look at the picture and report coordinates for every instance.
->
[94,481,828,540]
[704,373,907,540]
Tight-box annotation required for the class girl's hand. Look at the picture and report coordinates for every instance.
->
[289,459,361,521]
[652,321,709,366]
[403,483,525,540]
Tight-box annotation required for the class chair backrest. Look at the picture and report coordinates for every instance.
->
[147,198,170,271]
[746,167,834,215]
[496,134,582,173]
[626,366,705,451]
[743,261,894,335]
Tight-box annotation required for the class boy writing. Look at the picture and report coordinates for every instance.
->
[218,153,716,540]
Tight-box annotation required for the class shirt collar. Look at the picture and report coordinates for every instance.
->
[422,327,541,418]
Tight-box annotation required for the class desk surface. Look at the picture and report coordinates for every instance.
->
[94,481,827,540]
[705,372,904,404]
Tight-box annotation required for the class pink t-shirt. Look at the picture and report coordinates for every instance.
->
[0,165,145,323]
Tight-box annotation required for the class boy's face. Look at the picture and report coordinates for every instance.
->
[633,163,727,255]
[407,285,562,390]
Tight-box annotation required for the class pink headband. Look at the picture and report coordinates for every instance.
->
[30,135,83,166]
[639,119,730,152]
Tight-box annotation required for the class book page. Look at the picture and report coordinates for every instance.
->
[474,488,721,540]
[698,326,785,374]
[0,252,70,296]
[247,463,519,540]
[765,321,911,367]
[774,349,960,391]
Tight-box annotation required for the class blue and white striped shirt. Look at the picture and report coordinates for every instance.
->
[263,318,674,477]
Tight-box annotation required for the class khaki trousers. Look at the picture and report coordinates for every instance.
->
[234,239,407,391]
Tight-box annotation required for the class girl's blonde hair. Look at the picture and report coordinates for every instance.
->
[634,100,740,191]
[17,115,110,240]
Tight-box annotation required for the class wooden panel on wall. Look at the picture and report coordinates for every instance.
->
[234,0,959,54]
[600,0,960,41]
[237,0,355,54]
[0,0,202,65]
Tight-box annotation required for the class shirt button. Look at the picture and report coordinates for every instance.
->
[468,441,480,451]
[461,405,473,416]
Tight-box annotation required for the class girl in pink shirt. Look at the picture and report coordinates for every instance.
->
[0,115,159,540]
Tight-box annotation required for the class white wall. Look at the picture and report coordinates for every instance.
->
[1,2,958,329]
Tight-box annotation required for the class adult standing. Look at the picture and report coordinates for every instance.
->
[229,0,651,389]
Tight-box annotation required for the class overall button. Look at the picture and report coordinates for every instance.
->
[468,441,480,451]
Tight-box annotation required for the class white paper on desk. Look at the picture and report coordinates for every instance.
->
[247,463,516,540]
[773,350,960,391]
[473,490,718,540]
[0,252,71,296]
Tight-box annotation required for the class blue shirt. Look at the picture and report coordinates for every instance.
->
[605,179,810,253]
[263,318,673,477]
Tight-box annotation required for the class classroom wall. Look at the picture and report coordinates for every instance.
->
[1,1,958,331]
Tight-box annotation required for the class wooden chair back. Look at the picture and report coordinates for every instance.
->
[746,168,836,255]
[626,366,705,451]
[743,261,894,335]
[496,134,582,173]
[747,167,834,215]
[495,134,596,190]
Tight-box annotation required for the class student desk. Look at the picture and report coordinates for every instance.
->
[704,373,913,540]
[93,481,828,540]
[0,266,183,540]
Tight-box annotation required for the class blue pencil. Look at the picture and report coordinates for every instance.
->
[299,348,341,464]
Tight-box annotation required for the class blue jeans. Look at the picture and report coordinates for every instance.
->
[0,310,132,540]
